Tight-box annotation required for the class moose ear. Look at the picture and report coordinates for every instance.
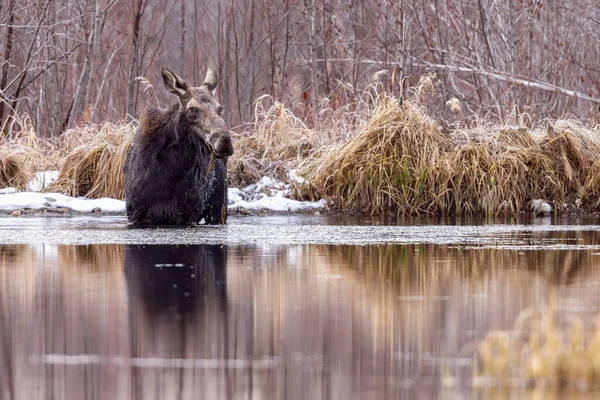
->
[202,67,218,92]
[161,66,188,97]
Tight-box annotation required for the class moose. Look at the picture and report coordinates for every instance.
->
[124,66,233,225]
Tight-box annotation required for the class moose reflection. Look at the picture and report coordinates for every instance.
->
[124,244,227,318]
[124,243,230,394]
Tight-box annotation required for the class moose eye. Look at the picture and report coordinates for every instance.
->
[217,106,224,116]
[188,107,198,115]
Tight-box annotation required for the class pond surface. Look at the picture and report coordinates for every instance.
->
[1,215,600,399]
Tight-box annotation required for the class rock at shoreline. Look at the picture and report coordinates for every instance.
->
[531,199,552,215]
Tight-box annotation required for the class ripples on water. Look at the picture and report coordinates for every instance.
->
[1,220,600,399]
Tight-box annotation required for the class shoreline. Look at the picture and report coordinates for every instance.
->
[1,206,598,220]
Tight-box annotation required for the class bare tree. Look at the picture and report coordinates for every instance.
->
[0,0,598,136]
[126,0,147,121]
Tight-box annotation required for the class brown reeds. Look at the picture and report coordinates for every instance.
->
[0,113,54,190]
[228,94,366,187]
[49,122,134,199]
[299,78,600,216]
[229,95,319,186]
[0,76,598,214]
[0,151,33,190]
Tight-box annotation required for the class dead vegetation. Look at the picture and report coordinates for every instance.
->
[0,75,599,214]
[298,77,600,216]
[0,114,134,198]
[228,93,364,187]
[50,122,134,199]
[0,113,56,190]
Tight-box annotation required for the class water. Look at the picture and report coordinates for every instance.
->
[1,216,600,399]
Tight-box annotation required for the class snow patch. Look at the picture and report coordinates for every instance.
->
[228,188,245,204]
[228,176,326,212]
[288,170,306,184]
[27,171,59,192]
[0,192,125,213]
[0,173,325,214]
[242,176,287,194]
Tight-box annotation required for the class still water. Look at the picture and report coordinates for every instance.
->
[1,216,600,399]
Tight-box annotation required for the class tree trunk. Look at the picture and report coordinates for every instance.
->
[222,0,233,125]
[305,0,319,123]
[478,0,503,106]
[180,0,185,77]
[0,0,16,125]
[322,0,331,97]
[127,0,144,121]
[243,0,256,120]
[67,0,99,129]
[278,0,291,102]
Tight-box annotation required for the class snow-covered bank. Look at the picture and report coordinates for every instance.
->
[0,192,126,213]
[0,174,326,215]
[228,176,326,212]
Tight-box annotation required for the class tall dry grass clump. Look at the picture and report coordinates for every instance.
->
[298,76,600,216]
[229,96,318,186]
[228,94,367,186]
[0,113,133,198]
[302,78,450,215]
[0,113,56,190]
[300,76,453,215]
[50,122,134,199]
[583,159,600,209]
[541,120,600,206]
[0,151,32,190]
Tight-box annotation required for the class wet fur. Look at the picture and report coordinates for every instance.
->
[124,104,227,226]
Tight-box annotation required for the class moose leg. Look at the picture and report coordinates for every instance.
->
[204,158,228,225]
[126,203,149,226]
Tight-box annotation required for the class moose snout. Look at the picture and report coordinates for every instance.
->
[210,131,234,158]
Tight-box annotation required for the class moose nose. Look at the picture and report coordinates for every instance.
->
[210,131,234,157]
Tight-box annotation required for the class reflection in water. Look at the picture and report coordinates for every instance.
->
[125,244,226,317]
[124,244,229,399]
[0,232,600,399]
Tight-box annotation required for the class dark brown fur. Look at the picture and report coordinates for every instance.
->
[124,67,233,226]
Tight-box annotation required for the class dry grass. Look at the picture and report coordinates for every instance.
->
[228,93,368,187]
[0,113,55,190]
[583,160,600,209]
[50,122,134,199]
[0,115,133,199]
[229,96,314,185]
[0,151,34,190]
[297,77,600,216]
[230,96,316,186]
[300,78,451,215]
[0,75,598,213]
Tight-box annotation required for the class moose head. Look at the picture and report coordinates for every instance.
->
[160,66,234,158]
